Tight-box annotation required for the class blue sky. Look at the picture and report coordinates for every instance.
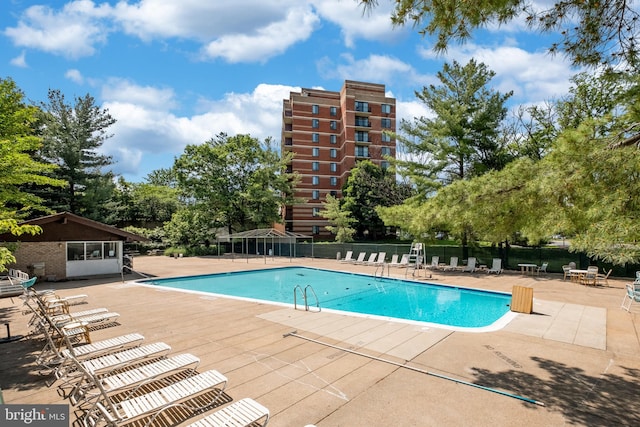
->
[1,0,580,182]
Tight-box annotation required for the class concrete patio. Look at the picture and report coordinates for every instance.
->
[1,255,639,426]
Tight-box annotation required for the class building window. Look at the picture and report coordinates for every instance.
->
[312,147,319,157]
[104,242,118,258]
[312,119,319,128]
[330,177,337,186]
[381,118,392,128]
[355,131,369,142]
[355,146,369,157]
[330,134,337,144]
[330,120,337,130]
[382,104,392,114]
[330,106,337,116]
[312,190,320,200]
[312,104,319,114]
[381,161,390,169]
[312,225,320,234]
[330,162,337,172]
[330,148,337,158]
[330,190,337,197]
[312,207,320,217]
[381,132,391,142]
[312,176,319,185]
[312,161,319,171]
[381,146,391,156]
[312,133,319,143]
[355,101,369,112]
[355,116,369,127]
[67,241,118,261]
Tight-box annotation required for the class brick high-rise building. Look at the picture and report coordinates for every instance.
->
[281,80,396,238]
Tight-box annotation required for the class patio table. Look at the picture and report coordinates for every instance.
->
[518,263,538,276]
[569,269,589,282]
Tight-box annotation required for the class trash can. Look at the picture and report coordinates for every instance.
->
[32,262,45,278]
[511,285,533,314]
[336,252,341,260]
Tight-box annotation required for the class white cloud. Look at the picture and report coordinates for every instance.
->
[100,81,299,178]
[201,7,320,63]
[65,69,84,84]
[319,53,436,88]
[417,41,577,104]
[396,98,433,124]
[3,1,405,64]
[112,0,300,41]
[101,78,177,110]
[10,51,28,67]
[312,0,402,48]
[4,1,111,59]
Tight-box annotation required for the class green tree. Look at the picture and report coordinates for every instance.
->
[164,207,215,248]
[396,59,513,196]
[381,71,640,264]
[145,168,178,187]
[342,160,414,240]
[321,194,356,243]
[0,77,65,271]
[37,89,116,220]
[172,133,298,240]
[359,0,640,69]
[109,177,180,228]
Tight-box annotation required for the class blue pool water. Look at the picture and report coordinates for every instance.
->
[141,267,513,329]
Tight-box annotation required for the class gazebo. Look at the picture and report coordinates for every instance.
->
[216,228,314,263]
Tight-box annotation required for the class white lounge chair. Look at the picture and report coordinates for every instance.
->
[358,253,377,265]
[186,398,270,427]
[487,258,503,274]
[462,257,476,273]
[55,333,145,380]
[562,262,577,280]
[79,342,173,378]
[70,352,201,405]
[621,283,640,312]
[426,256,439,270]
[351,252,366,264]
[37,290,88,308]
[596,268,612,286]
[0,278,24,298]
[84,369,228,427]
[443,257,459,271]
[536,262,548,275]
[581,266,599,286]
[388,254,399,266]
[397,254,410,267]
[366,252,386,266]
[61,341,175,400]
[339,251,353,263]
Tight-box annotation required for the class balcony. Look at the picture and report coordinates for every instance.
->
[283,109,293,123]
[355,102,371,113]
[355,148,370,158]
[354,118,371,128]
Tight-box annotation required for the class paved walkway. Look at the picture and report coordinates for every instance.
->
[1,256,639,426]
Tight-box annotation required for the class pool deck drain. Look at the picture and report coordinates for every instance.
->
[1,256,638,426]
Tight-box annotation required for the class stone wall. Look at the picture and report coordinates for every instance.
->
[10,241,66,280]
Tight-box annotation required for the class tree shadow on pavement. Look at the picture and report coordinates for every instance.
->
[472,356,639,426]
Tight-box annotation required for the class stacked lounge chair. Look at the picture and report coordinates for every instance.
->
[20,275,269,427]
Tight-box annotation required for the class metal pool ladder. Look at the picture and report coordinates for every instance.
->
[293,285,321,312]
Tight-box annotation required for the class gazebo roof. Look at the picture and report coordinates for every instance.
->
[223,228,312,239]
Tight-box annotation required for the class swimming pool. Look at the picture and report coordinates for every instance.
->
[140,267,515,330]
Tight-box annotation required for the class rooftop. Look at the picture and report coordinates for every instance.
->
[1,256,639,426]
